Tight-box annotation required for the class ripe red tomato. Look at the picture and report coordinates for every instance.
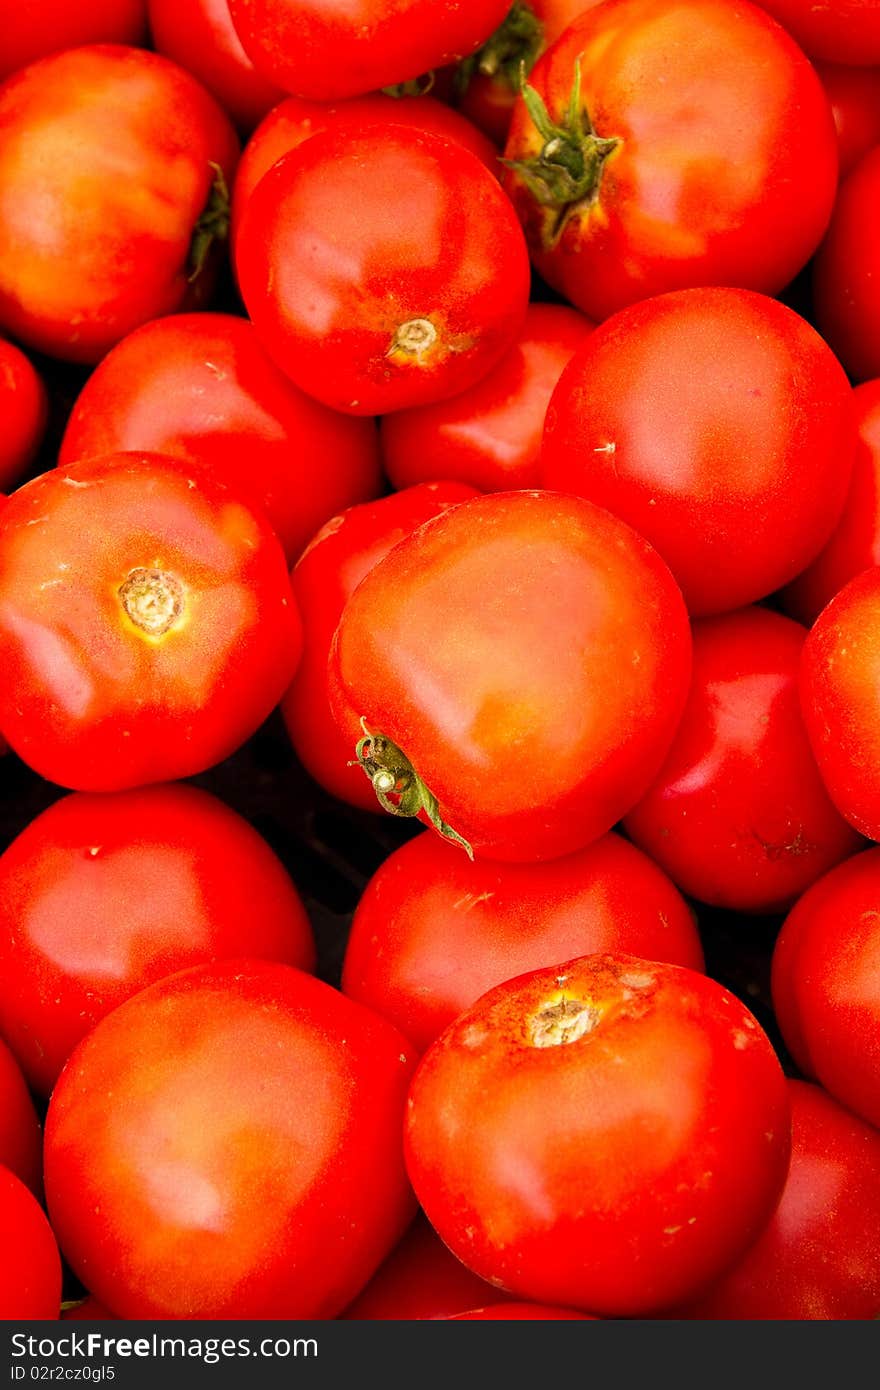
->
[676,1080,880,1320]
[44,960,416,1319]
[282,481,478,812]
[342,829,704,1052]
[0,1167,61,1320]
[331,490,691,862]
[752,0,880,65]
[815,62,880,179]
[0,338,47,491]
[542,288,855,615]
[404,953,790,1316]
[813,147,880,383]
[772,849,880,1131]
[147,0,285,132]
[342,1214,506,1320]
[0,784,316,1095]
[380,303,594,493]
[502,0,837,322]
[236,125,530,415]
[0,1036,42,1195]
[227,0,512,101]
[0,0,147,83]
[58,312,383,565]
[800,567,880,840]
[447,1305,594,1320]
[623,607,862,914]
[0,453,301,792]
[0,45,239,363]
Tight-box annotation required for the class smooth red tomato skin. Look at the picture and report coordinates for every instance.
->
[381,304,594,493]
[502,0,837,322]
[405,953,790,1317]
[752,0,880,65]
[0,453,302,792]
[236,127,530,416]
[0,784,316,1095]
[341,1213,506,1320]
[782,382,880,624]
[772,849,880,1131]
[282,481,478,812]
[147,0,285,132]
[676,1081,880,1320]
[815,63,880,179]
[800,568,880,840]
[227,0,512,101]
[58,313,383,566]
[448,1305,594,1320]
[230,92,500,253]
[813,148,880,383]
[332,491,692,862]
[542,288,855,616]
[0,1168,61,1320]
[342,829,704,1053]
[623,608,862,914]
[44,961,417,1320]
[0,1037,42,1196]
[0,1,147,83]
[0,339,47,491]
[0,46,240,364]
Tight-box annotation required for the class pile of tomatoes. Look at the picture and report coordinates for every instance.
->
[2,0,880,1325]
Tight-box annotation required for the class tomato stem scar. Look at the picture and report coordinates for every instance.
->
[119,568,185,637]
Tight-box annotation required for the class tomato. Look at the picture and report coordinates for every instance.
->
[227,0,512,101]
[230,91,500,253]
[0,46,239,363]
[0,784,316,1095]
[58,312,383,566]
[447,1305,594,1320]
[0,453,301,792]
[0,0,147,84]
[0,1035,42,1196]
[404,953,790,1317]
[0,1167,61,1320]
[331,490,691,862]
[44,960,416,1319]
[147,0,285,132]
[282,481,478,812]
[0,338,47,491]
[752,0,880,65]
[623,608,862,914]
[501,0,837,322]
[815,62,880,179]
[380,303,594,493]
[342,829,704,1052]
[342,1213,506,1320]
[800,567,880,840]
[813,147,880,383]
[236,125,530,415]
[772,848,880,1131]
[542,288,855,615]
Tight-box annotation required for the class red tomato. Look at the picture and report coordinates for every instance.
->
[0,1036,42,1196]
[381,303,594,493]
[752,0,880,65]
[542,288,855,615]
[229,91,500,253]
[226,0,512,101]
[0,338,47,491]
[236,125,530,415]
[0,1167,61,1320]
[0,453,301,792]
[782,381,880,625]
[623,608,862,914]
[0,784,316,1095]
[0,0,147,83]
[342,829,704,1052]
[58,313,383,566]
[44,960,416,1319]
[404,953,790,1317]
[815,62,880,179]
[502,0,837,322]
[342,1213,506,1320]
[331,490,691,862]
[282,481,479,812]
[0,46,239,363]
[772,848,880,1130]
[147,0,285,132]
[813,147,880,383]
[800,567,880,840]
[448,1305,595,1320]
[676,1080,880,1320]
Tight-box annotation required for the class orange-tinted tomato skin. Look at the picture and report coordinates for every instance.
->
[815,62,880,179]
[813,147,880,383]
[0,339,47,491]
[0,1037,42,1196]
[0,0,147,84]
[341,1213,506,1320]
[0,1168,61,1320]
[753,0,880,65]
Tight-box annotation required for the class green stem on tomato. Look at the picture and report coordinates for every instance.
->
[188,161,230,284]
[350,718,474,859]
[455,1,545,98]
